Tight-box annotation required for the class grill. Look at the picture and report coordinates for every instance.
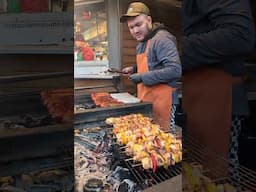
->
[74,94,182,191]
[183,134,256,191]
[118,145,181,190]
[74,94,153,129]
[0,91,73,176]
[0,166,74,192]
[75,124,181,191]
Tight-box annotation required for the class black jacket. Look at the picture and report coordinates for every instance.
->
[182,0,255,115]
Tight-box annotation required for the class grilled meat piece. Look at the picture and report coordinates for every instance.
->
[41,88,73,123]
[91,93,123,108]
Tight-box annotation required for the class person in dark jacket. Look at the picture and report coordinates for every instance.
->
[182,0,255,185]
[120,2,181,132]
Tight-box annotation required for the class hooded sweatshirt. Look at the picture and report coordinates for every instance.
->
[135,23,182,88]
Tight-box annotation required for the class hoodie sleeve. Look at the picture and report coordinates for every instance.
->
[182,0,255,72]
[140,32,182,86]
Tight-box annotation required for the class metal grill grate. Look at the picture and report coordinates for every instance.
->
[116,140,182,189]
[124,159,181,189]
[75,123,182,190]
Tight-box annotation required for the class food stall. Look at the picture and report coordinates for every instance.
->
[74,0,183,191]
[74,0,256,192]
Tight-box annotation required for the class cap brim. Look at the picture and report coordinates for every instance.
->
[120,13,140,22]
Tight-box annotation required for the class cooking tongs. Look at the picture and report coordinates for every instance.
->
[107,68,129,74]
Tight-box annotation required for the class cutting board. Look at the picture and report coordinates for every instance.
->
[110,92,140,104]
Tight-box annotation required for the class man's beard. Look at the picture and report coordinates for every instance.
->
[139,24,152,42]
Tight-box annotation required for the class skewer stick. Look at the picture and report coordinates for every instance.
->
[117,150,127,154]
[125,158,134,161]
[105,127,113,130]
[132,163,142,167]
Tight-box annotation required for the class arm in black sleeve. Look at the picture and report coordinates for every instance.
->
[182,0,255,71]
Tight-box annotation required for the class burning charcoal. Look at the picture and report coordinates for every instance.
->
[112,180,121,192]
[95,141,105,153]
[110,160,121,171]
[83,178,104,192]
[89,168,97,173]
[113,166,131,181]
[98,166,108,173]
[115,168,127,180]
[78,158,89,170]
[118,182,129,192]
[106,166,139,192]
[75,137,96,151]
[84,127,102,133]
[117,179,136,192]
[99,130,107,139]
[107,166,131,183]
[75,154,89,172]
[81,132,102,142]
[141,179,151,189]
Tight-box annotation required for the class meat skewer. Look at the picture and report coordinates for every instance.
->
[106,114,182,171]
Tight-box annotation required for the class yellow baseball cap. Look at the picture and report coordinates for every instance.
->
[120,2,150,22]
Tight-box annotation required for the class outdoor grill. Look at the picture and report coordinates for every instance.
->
[0,91,73,183]
[116,142,181,190]
[74,93,153,129]
[74,93,181,191]
[0,166,74,192]
[74,124,181,192]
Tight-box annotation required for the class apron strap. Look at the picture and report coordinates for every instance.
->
[145,40,151,55]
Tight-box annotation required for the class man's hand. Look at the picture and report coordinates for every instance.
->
[122,66,134,76]
[129,73,142,84]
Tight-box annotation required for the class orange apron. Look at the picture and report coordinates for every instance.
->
[182,68,233,178]
[137,40,174,131]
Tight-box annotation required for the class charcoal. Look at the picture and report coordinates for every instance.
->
[118,179,136,192]
[84,103,96,109]
[83,178,103,192]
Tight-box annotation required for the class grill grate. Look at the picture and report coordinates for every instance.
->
[116,141,182,189]
[75,123,182,191]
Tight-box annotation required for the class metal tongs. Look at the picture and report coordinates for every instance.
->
[106,68,129,74]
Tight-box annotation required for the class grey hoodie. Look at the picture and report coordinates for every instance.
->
[135,23,182,88]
